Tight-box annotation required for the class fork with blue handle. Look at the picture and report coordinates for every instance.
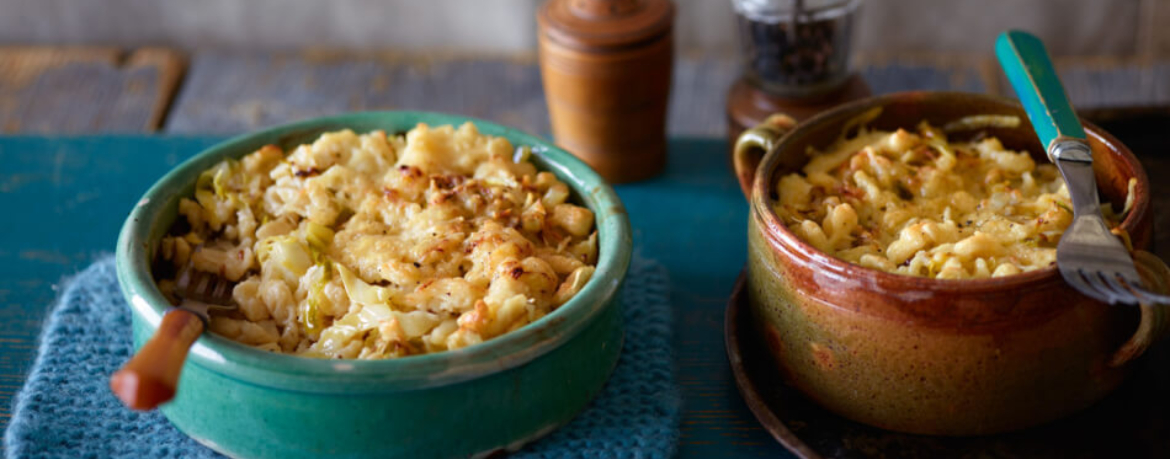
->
[996,30,1170,305]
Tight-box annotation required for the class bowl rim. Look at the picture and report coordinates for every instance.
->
[748,91,1151,293]
[115,111,632,392]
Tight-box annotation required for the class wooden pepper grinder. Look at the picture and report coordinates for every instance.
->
[726,0,870,149]
[538,0,675,183]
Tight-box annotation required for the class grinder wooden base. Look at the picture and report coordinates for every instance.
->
[725,75,871,154]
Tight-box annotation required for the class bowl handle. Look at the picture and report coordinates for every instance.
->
[1109,250,1170,367]
[110,308,204,410]
[732,114,797,201]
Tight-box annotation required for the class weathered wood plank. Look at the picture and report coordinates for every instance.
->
[667,54,738,138]
[164,51,551,136]
[0,136,221,436]
[166,51,748,137]
[166,51,999,139]
[853,55,1170,110]
[1055,57,1161,108]
[991,57,1170,109]
[0,46,184,133]
[855,54,997,95]
[0,0,1151,58]
[855,55,1170,111]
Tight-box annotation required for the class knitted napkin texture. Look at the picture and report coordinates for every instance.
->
[5,255,678,459]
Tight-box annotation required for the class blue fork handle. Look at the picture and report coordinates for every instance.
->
[995,30,1087,152]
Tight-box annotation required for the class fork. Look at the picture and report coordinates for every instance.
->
[997,30,1170,305]
[110,264,236,410]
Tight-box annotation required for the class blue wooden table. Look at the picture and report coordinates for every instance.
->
[5,46,1170,457]
[0,135,783,457]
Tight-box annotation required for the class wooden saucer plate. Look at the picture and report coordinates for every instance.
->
[724,271,1170,459]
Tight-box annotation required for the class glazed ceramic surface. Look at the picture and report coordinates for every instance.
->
[725,266,1170,457]
[733,92,1167,435]
[116,112,633,459]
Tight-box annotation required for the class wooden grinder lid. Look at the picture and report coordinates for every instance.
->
[539,0,674,51]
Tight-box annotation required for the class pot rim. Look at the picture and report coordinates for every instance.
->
[748,91,1151,294]
[115,111,633,393]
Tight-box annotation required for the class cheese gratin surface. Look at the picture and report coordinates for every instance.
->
[156,123,597,359]
[772,121,1131,279]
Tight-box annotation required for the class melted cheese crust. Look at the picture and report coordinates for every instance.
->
[772,121,1127,279]
[156,123,597,358]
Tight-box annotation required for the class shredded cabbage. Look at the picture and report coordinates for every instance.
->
[394,310,441,338]
[306,264,444,356]
[305,221,334,262]
[196,159,239,198]
[337,264,393,307]
[300,262,331,335]
[257,235,312,282]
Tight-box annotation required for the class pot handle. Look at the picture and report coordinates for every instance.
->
[110,308,204,410]
[732,114,797,201]
[1108,250,1170,367]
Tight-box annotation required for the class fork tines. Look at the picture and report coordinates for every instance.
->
[1062,269,1170,306]
[175,267,235,306]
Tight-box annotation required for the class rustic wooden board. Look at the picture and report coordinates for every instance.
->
[855,54,996,95]
[667,54,738,137]
[165,51,997,138]
[993,57,1170,109]
[4,47,1168,135]
[164,51,552,136]
[0,46,184,134]
[857,55,1170,111]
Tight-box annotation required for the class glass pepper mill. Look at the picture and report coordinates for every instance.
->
[725,0,869,148]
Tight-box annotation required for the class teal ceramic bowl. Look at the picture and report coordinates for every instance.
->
[115,112,632,459]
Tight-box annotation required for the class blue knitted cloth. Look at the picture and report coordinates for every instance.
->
[5,255,678,459]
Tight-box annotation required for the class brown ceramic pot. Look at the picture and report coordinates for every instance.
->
[732,91,1170,436]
